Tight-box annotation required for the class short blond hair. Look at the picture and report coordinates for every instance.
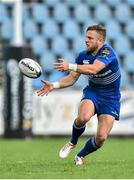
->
[86,24,106,41]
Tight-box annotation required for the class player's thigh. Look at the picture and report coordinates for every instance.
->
[77,99,95,122]
[97,114,115,139]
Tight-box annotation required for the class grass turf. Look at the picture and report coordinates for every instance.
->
[0,137,134,179]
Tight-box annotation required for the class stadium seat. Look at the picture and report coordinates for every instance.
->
[32,4,49,23]
[43,0,60,7]
[1,17,13,41]
[23,19,38,41]
[127,0,134,7]
[40,51,56,72]
[125,20,134,39]
[65,0,81,7]
[83,19,98,32]
[74,3,90,23]
[23,4,30,21]
[48,71,66,82]
[114,35,131,56]
[42,19,59,38]
[105,0,122,7]
[73,35,86,54]
[52,35,68,55]
[94,4,111,23]
[31,35,47,56]
[115,4,131,23]
[85,0,101,7]
[63,19,80,39]
[63,50,75,63]
[124,52,134,73]
[106,19,121,40]
[53,3,69,23]
[0,3,8,24]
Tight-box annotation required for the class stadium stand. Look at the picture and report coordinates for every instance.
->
[32,3,49,23]
[63,19,80,39]
[0,0,134,88]
[23,18,38,41]
[40,50,56,73]
[42,19,59,38]
[125,20,134,39]
[53,3,70,23]
[106,19,121,41]
[31,34,47,56]
[115,4,131,23]
[74,3,90,23]
[1,17,13,41]
[105,0,122,8]
[114,35,131,57]
[94,4,111,23]
[0,3,8,24]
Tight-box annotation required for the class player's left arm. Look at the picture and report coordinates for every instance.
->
[54,58,106,75]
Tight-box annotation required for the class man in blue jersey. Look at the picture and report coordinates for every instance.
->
[37,24,121,165]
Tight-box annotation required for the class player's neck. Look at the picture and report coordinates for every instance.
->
[92,43,104,56]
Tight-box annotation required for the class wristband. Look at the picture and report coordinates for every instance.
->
[69,63,77,71]
[52,82,60,89]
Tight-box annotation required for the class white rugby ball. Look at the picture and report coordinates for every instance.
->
[19,58,42,78]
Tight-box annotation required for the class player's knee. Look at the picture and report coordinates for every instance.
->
[96,132,108,144]
[78,114,90,124]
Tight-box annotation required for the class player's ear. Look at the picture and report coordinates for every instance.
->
[98,36,104,45]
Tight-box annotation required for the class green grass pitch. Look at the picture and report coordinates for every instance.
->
[0,137,134,179]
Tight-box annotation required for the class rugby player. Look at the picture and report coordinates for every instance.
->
[37,24,121,165]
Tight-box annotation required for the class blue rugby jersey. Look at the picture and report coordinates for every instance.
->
[75,44,121,99]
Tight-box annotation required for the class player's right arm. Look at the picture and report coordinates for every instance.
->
[36,71,80,96]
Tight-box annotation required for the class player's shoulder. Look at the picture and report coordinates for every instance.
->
[75,50,88,61]
[75,50,88,64]
[100,43,116,57]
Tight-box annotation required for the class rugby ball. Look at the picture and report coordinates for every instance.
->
[19,58,42,78]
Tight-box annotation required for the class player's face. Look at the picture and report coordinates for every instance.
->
[85,30,100,53]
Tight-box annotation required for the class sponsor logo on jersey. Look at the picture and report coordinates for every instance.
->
[83,59,90,64]
[100,48,110,58]
[89,69,112,78]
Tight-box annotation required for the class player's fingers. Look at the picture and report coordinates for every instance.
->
[58,58,64,62]
[41,89,50,96]
[38,90,46,96]
[54,66,63,71]
[41,92,47,96]
[54,63,62,67]
[45,91,50,96]
[36,89,42,94]
[37,90,43,96]
[36,87,46,95]
[54,66,59,69]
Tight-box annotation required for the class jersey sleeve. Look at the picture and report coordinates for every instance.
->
[96,47,115,66]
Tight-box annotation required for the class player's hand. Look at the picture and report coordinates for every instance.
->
[36,80,54,96]
[54,58,69,71]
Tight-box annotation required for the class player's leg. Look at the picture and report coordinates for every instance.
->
[75,115,115,165]
[70,99,95,145]
[95,114,115,146]
[59,99,95,158]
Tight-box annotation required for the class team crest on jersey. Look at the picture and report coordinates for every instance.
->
[83,59,90,64]
[100,48,110,58]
